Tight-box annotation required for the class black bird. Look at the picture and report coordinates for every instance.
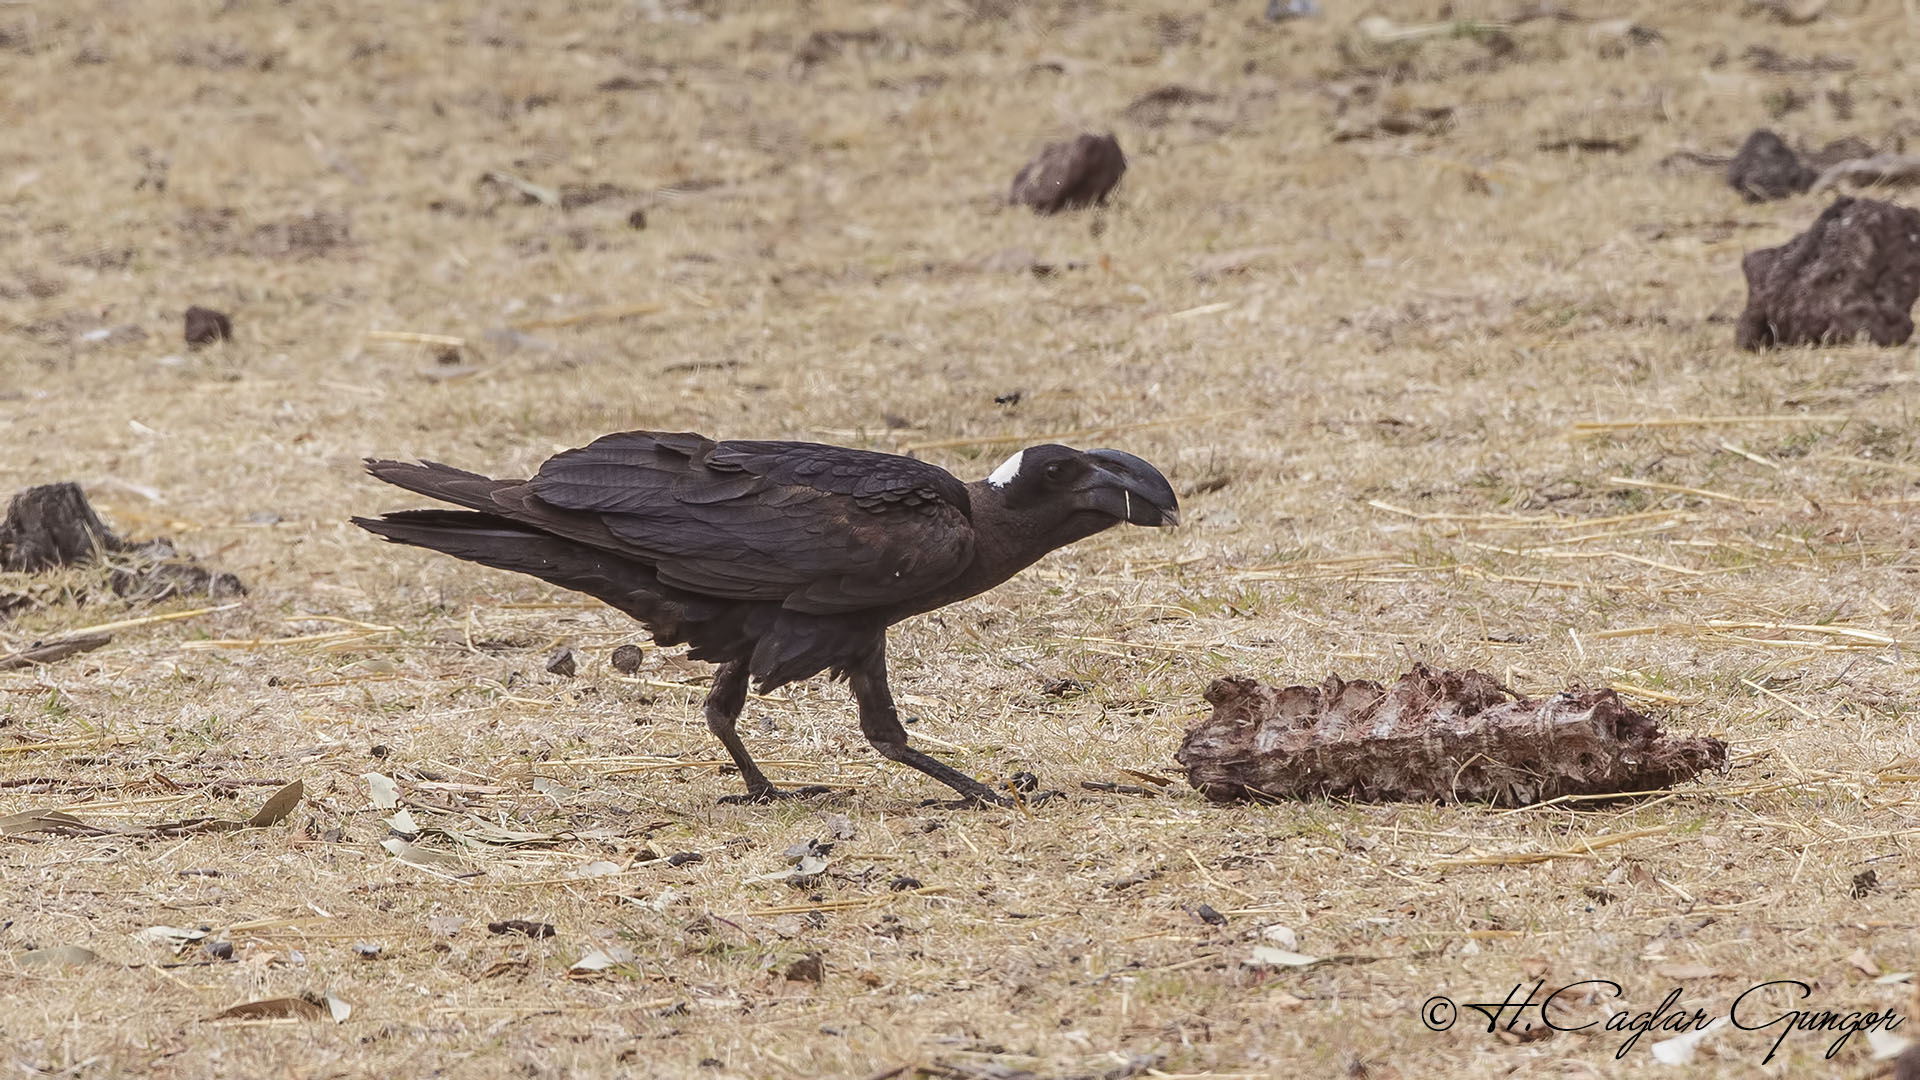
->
[353,430,1178,806]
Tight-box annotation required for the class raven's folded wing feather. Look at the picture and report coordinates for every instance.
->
[517,431,976,614]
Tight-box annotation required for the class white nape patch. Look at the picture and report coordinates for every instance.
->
[986,450,1025,489]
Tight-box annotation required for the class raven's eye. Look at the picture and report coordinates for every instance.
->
[1043,461,1066,481]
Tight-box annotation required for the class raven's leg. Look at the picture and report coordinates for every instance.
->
[850,646,1011,808]
[705,661,829,804]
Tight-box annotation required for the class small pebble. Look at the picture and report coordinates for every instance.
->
[183,305,232,348]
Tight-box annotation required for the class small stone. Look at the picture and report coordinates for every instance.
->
[627,209,648,230]
[479,327,555,354]
[610,644,644,674]
[353,942,383,959]
[487,919,556,939]
[783,952,824,984]
[1010,133,1126,215]
[1727,129,1815,202]
[545,646,577,677]
[1737,196,1920,349]
[183,305,232,347]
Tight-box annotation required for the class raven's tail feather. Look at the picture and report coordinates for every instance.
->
[355,475,890,692]
[362,460,516,514]
[354,509,710,644]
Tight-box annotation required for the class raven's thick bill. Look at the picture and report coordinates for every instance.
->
[353,430,1178,806]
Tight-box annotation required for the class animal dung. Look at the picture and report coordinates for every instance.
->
[610,644,644,674]
[183,305,232,348]
[0,482,245,601]
[0,482,124,572]
[1009,133,1126,215]
[1176,665,1727,807]
[1726,129,1815,201]
[1736,196,1920,349]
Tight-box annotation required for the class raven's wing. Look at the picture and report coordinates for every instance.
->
[522,431,976,614]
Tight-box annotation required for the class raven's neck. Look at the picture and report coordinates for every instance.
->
[888,481,1116,620]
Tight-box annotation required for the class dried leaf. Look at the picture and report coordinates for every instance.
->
[0,809,106,837]
[1849,948,1882,976]
[1875,971,1914,985]
[364,772,399,810]
[246,779,303,827]
[325,991,352,1023]
[443,821,567,847]
[1247,946,1323,968]
[570,946,637,973]
[210,996,328,1022]
[531,776,577,801]
[0,632,112,671]
[380,837,461,868]
[427,915,469,937]
[1653,962,1718,980]
[16,944,102,968]
[134,925,209,950]
[385,808,419,836]
[487,919,555,938]
[565,860,622,880]
[817,812,856,840]
[1260,925,1299,950]
[1650,1017,1725,1065]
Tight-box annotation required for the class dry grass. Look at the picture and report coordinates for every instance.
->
[2,0,1918,1075]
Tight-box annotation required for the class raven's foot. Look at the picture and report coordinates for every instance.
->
[916,787,1063,811]
[918,792,1013,810]
[718,784,835,805]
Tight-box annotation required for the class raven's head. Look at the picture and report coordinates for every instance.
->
[984,444,1179,528]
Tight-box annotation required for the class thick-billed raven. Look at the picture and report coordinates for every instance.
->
[354,430,1178,806]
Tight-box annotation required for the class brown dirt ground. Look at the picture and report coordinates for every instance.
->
[3,1,1919,1076]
